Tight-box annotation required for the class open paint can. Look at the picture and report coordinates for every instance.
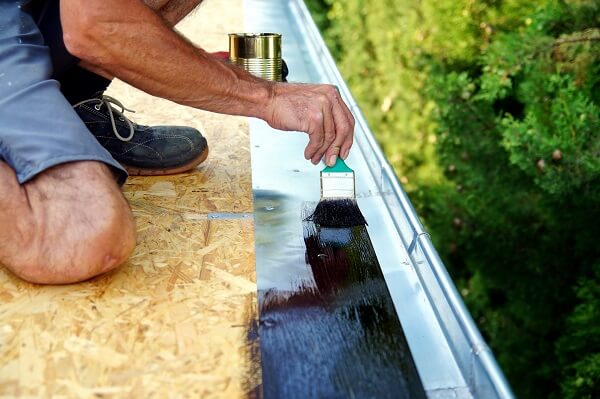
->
[229,33,282,81]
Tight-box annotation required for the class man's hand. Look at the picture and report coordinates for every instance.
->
[267,83,355,166]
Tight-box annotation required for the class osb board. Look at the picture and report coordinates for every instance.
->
[0,217,259,398]
[0,0,261,397]
[122,114,251,215]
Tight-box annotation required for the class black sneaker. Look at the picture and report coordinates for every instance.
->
[73,95,209,176]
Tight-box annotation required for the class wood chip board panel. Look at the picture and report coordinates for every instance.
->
[0,1,260,397]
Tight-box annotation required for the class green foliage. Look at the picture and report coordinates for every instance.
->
[556,262,600,399]
[501,73,600,195]
[306,0,600,397]
[482,25,600,195]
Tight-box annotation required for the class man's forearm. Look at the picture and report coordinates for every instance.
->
[61,0,273,119]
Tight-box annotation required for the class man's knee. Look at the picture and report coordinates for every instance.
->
[1,161,136,284]
[16,203,136,285]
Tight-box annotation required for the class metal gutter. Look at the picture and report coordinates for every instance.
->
[246,1,515,397]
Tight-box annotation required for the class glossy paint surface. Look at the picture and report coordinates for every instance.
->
[257,203,426,399]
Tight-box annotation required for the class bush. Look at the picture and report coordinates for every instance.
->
[306,0,600,397]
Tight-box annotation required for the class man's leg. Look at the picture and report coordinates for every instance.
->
[0,1,135,284]
[0,161,135,285]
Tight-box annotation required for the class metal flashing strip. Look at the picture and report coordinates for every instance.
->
[181,212,253,220]
[246,0,514,398]
[207,212,253,220]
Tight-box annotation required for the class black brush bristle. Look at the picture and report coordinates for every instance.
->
[305,198,367,227]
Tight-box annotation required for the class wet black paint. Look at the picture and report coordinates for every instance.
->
[306,198,367,227]
[257,204,426,399]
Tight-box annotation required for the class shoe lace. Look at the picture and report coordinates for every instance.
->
[73,95,136,142]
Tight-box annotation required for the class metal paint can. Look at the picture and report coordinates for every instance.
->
[229,33,282,81]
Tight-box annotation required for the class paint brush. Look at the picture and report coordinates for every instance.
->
[306,158,367,227]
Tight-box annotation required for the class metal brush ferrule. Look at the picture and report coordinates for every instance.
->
[320,171,355,199]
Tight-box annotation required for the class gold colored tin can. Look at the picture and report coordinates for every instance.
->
[229,33,282,82]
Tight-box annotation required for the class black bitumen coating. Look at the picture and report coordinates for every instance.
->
[305,198,367,227]
[256,204,426,399]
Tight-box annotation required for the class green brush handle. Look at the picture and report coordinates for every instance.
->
[322,157,353,173]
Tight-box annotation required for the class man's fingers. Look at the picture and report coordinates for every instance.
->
[328,93,354,162]
[322,145,342,166]
[323,124,348,166]
[303,112,325,163]
[339,112,354,160]
[341,96,355,159]
[340,134,353,160]
[321,105,347,165]
[312,97,336,165]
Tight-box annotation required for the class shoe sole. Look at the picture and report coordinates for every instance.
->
[124,146,209,176]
